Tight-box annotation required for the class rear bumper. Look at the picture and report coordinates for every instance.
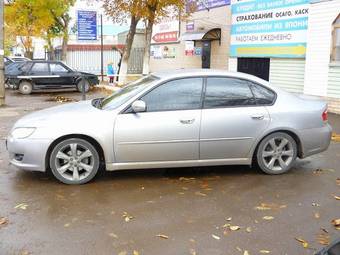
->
[299,124,332,158]
[6,136,52,172]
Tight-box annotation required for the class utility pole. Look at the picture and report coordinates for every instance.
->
[100,13,103,82]
[0,0,5,106]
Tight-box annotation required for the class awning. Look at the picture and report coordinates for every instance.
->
[181,28,221,43]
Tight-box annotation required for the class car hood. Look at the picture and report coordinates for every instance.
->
[14,100,106,128]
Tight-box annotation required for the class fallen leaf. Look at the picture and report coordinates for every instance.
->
[331,133,340,142]
[14,203,28,210]
[262,216,274,220]
[0,217,8,226]
[156,234,169,239]
[179,177,195,182]
[189,248,196,255]
[321,228,329,233]
[122,212,134,222]
[133,250,139,255]
[226,217,232,221]
[295,237,309,248]
[108,233,118,238]
[236,247,242,252]
[230,226,241,231]
[331,218,340,230]
[312,202,320,207]
[243,250,250,255]
[64,223,70,228]
[259,250,270,254]
[212,234,220,240]
[246,227,252,233]
[314,212,320,219]
[317,233,330,246]
[254,203,286,211]
[333,195,340,200]
[195,191,207,197]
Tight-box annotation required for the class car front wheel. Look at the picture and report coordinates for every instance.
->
[49,138,100,184]
[19,81,33,95]
[256,132,297,174]
[76,79,90,93]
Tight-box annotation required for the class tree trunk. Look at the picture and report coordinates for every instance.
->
[61,30,68,61]
[47,37,55,60]
[119,15,139,84]
[142,19,154,75]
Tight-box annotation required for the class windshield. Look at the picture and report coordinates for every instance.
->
[100,75,159,110]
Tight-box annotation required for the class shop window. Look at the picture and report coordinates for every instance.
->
[331,14,340,61]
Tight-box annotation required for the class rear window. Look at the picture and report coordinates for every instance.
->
[249,83,276,105]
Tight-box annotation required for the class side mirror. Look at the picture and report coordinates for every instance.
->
[131,100,146,113]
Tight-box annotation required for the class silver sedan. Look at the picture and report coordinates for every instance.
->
[7,69,332,184]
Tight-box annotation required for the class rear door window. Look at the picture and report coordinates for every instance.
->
[204,77,256,108]
[50,63,69,73]
[30,63,49,75]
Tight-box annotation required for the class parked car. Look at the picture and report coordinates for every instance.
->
[8,56,31,62]
[4,56,15,66]
[6,69,332,184]
[6,60,99,94]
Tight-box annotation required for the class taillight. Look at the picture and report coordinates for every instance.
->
[322,109,328,122]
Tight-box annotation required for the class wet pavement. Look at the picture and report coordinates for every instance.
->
[0,89,339,255]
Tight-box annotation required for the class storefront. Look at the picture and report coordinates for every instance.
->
[304,0,340,114]
[228,0,309,94]
[149,0,231,72]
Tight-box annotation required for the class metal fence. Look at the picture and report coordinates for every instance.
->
[128,48,145,74]
[47,47,145,77]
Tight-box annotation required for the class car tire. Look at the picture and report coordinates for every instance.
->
[49,138,100,185]
[256,132,297,175]
[19,81,33,95]
[76,79,90,93]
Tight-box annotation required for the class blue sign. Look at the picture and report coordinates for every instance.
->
[187,0,230,12]
[230,0,310,58]
[77,10,97,40]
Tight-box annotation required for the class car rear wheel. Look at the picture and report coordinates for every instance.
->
[50,138,100,185]
[77,79,90,93]
[19,81,33,95]
[256,132,297,174]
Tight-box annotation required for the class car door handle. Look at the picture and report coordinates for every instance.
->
[180,119,195,124]
[251,114,264,120]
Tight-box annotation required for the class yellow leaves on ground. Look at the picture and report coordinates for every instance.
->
[254,203,287,211]
[295,237,309,248]
[229,226,241,231]
[0,217,8,227]
[156,234,169,239]
[47,96,76,103]
[212,234,220,240]
[122,212,134,222]
[262,216,274,221]
[331,133,340,142]
[259,250,271,254]
[317,232,330,246]
[14,203,28,210]
[333,195,340,200]
[331,218,340,230]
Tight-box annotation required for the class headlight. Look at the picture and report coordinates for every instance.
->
[11,127,36,139]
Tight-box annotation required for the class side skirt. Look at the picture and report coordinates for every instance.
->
[105,158,251,171]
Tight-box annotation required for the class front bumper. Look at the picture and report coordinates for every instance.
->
[6,136,52,172]
[299,123,332,158]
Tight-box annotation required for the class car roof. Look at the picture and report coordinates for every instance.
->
[152,68,270,86]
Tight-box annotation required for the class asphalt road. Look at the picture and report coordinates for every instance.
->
[0,89,339,255]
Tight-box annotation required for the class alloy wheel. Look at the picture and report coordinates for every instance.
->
[261,137,294,172]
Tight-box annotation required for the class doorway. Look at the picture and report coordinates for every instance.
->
[202,41,211,68]
[237,58,270,81]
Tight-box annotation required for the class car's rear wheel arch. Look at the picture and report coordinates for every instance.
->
[253,130,303,164]
[45,134,105,172]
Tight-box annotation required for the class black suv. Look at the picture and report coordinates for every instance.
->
[6,60,99,94]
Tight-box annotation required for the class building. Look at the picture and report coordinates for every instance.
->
[149,1,231,71]
[304,0,340,113]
